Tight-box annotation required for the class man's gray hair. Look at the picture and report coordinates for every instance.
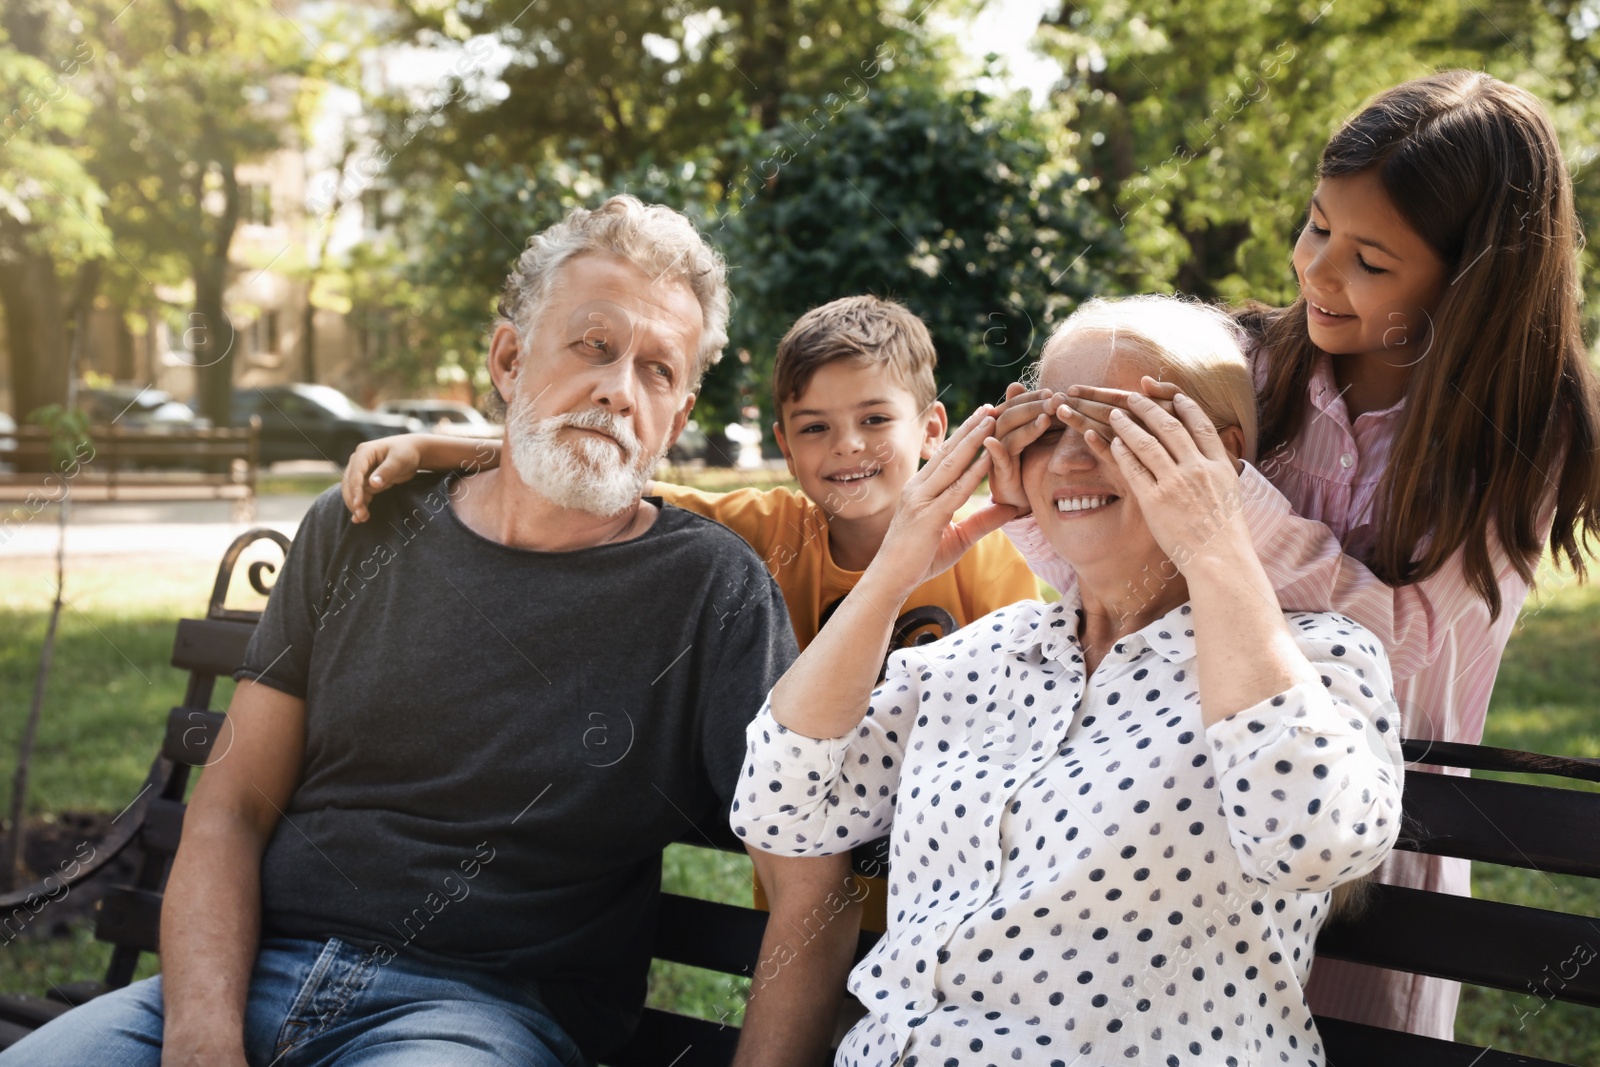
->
[493,194,730,410]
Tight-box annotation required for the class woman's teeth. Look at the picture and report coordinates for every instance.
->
[1057,495,1114,513]
[1312,302,1351,318]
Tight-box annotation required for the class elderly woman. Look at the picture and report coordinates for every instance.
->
[729,296,1404,1067]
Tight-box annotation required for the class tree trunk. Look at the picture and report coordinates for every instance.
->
[192,161,241,428]
[192,270,235,427]
[301,291,317,383]
[746,0,789,130]
[0,243,67,426]
[2,271,91,891]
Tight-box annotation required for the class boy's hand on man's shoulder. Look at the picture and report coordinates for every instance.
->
[341,437,425,523]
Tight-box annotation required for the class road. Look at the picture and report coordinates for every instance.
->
[0,494,318,562]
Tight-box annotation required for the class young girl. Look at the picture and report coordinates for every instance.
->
[988,69,1600,1040]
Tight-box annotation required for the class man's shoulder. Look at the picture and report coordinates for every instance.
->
[653,500,776,572]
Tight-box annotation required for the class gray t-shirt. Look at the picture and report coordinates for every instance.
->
[235,473,796,1059]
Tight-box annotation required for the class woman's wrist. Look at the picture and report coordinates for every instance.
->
[854,559,920,619]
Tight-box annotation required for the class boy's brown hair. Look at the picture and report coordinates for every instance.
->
[773,296,938,420]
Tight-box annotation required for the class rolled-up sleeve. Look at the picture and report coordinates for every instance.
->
[1205,614,1404,892]
[730,656,920,855]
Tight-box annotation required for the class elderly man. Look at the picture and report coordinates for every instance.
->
[3,197,858,1066]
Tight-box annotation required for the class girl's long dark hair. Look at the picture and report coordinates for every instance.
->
[1241,70,1600,618]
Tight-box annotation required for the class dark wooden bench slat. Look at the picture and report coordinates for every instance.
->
[141,798,186,856]
[655,895,767,976]
[162,707,225,767]
[1403,739,1600,782]
[170,618,256,676]
[1398,771,1600,877]
[1318,1016,1574,1066]
[1316,883,1600,1006]
[93,887,162,956]
[0,994,72,1030]
[43,981,109,1008]
[603,1008,742,1067]
[0,1020,35,1050]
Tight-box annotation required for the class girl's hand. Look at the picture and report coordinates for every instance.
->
[982,386,1066,517]
[875,406,1018,594]
[1091,392,1251,576]
[1061,376,1179,445]
[341,437,425,522]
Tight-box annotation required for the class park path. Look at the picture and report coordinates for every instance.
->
[1,494,317,562]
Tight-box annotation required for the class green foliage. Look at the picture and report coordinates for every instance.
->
[23,404,90,470]
[361,86,1121,427]
[1039,0,1600,320]
[0,21,106,265]
[716,85,1121,423]
[83,0,313,294]
[383,0,958,185]
[344,158,675,399]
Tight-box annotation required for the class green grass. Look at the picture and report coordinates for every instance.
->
[1,554,1597,1060]
[255,471,342,497]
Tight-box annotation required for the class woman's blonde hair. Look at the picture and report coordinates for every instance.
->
[1032,295,1258,461]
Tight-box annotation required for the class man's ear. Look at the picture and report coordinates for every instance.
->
[488,324,523,404]
[920,401,949,460]
[664,391,698,453]
[772,419,798,479]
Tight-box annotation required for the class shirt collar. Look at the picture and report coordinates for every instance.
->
[999,588,1198,666]
[1309,352,1408,423]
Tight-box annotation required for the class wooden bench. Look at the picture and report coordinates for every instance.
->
[0,419,262,521]
[2,527,1597,1066]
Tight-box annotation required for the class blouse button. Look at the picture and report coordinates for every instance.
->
[1339,452,1355,469]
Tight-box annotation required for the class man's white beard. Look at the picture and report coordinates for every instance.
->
[504,396,662,517]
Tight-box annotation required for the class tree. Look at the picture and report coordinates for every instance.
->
[0,1,107,426]
[81,0,311,426]
[379,0,959,185]
[720,85,1123,422]
[1036,0,1600,317]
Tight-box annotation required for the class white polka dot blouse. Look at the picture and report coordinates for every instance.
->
[731,593,1405,1067]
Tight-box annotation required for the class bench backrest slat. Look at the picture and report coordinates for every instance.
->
[1316,1017,1570,1067]
[605,1008,740,1067]
[162,708,226,768]
[140,798,186,857]
[93,888,162,955]
[170,618,257,676]
[1316,883,1600,1006]
[655,895,769,975]
[1397,771,1600,877]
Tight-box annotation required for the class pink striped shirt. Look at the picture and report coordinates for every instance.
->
[1005,351,1543,1040]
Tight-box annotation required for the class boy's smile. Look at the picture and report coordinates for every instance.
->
[774,359,946,563]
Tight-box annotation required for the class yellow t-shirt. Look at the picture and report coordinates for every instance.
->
[652,483,1041,650]
[653,482,1041,935]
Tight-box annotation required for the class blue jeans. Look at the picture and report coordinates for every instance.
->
[0,937,588,1067]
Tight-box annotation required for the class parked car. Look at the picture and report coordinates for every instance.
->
[667,419,709,465]
[80,386,213,430]
[378,399,490,429]
[233,384,422,466]
[0,411,15,472]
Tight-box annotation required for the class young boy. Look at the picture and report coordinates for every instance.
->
[342,294,1040,927]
